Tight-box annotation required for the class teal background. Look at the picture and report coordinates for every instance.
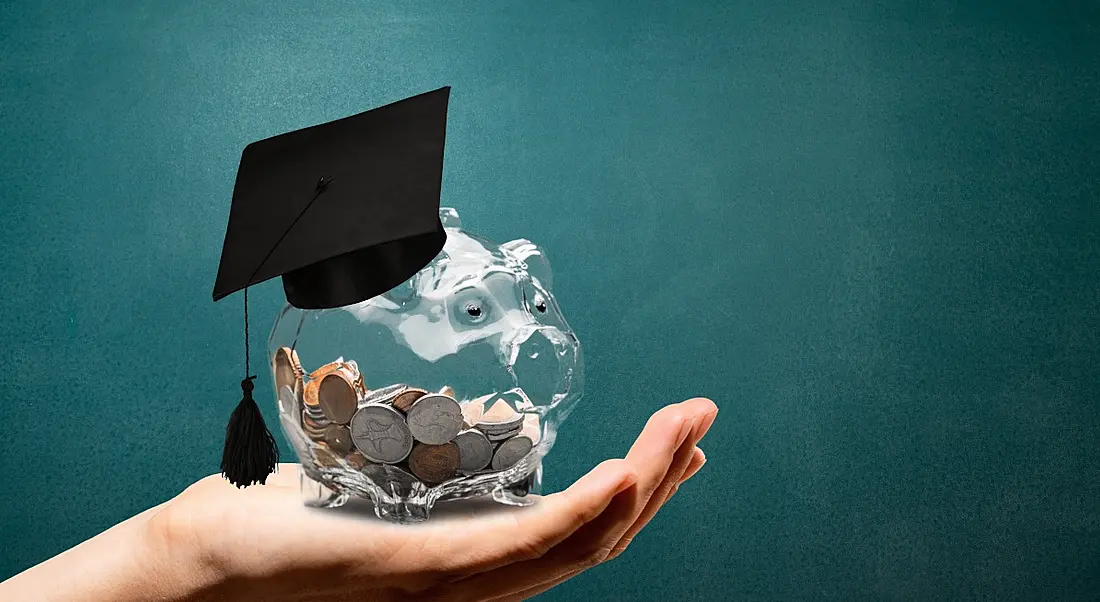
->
[1,1,1098,599]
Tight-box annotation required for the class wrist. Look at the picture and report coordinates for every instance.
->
[0,502,221,602]
[140,501,227,601]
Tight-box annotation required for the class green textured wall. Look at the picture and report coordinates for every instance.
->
[2,1,1098,599]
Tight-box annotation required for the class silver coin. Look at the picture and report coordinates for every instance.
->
[486,427,522,442]
[491,435,534,471]
[360,383,407,407]
[454,429,493,472]
[277,385,297,416]
[303,402,327,421]
[349,404,413,464]
[477,419,524,434]
[476,400,524,433]
[406,394,463,445]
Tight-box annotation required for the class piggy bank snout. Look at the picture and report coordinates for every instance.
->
[506,325,577,405]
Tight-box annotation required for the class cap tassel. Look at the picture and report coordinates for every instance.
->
[221,376,279,487]
[221,288,279,487]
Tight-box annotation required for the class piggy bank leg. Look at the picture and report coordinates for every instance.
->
[370,481,436,523]
[299,466,349,508]
[492,463,542,507]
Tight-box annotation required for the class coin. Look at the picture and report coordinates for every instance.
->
[438,385,455,398]
[303,400,327,422]
[324,423,354,454]
[303,378,321,408]
[302,413,328,441]
[312,442,341,468]
[278,411,307,447]
[477,399,523,432]
[318,372,358,424]
[345,451,371,470]
[408,442,460,484]
[454,429,493,472]
[461,393,493,428]
[498,388,537,412]
[277,385,297,417]
[486,426,522,442]
[343,360,368,397]
[392,387,427,413]
[521,413,541,445]
[492,435,534,470]
[360,383,407,406]
[350,404,413,464]
[478,418,524,433]
[273,347,304,394]
[406,394,463,445]
[309,360,344,380]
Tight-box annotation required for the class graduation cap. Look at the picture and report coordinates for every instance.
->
[212,86,451,487]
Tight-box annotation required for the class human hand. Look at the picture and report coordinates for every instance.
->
[0,397,717,602]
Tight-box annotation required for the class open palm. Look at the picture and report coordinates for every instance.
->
[148,397,717,601]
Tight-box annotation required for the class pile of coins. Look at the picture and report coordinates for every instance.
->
[274,347,541,486]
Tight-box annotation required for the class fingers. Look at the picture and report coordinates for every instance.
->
[444,400,705,601]
[484,401,716,602]
[681,448,706,482]
[491,417,715,601]
[608,399,716,559]
[388,458,637,579]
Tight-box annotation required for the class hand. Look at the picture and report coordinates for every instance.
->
[0,398,717,602]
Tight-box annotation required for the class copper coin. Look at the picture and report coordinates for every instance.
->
[324,423,354,454]
[345,451,370,470]
[309,361,344,380]
[520,413,542,444]
[438,385,455,398]
[294,379,306,414]
[408,442,460,484]
[302,413,328,441]
[303,379,321,407]
[392,387,427,413]
[273,347,304,393]
[343,360,367,394]
[312,442,340,468]
[318,372,358,424]
[461,393,493,428]
[479,399,521,427]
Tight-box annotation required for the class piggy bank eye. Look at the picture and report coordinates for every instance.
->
[465,302,485,321]
[533,295,547,313]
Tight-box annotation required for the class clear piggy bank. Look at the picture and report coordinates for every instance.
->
[268,208,583,522]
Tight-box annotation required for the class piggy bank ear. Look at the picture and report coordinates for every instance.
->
[439,207,461,228]
[502,238,552,289]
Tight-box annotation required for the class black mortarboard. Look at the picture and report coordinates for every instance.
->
[212,86,451,487]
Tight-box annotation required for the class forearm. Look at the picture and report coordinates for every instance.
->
[0,503,211,602]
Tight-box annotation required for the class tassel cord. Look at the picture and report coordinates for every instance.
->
[222,177,331,488]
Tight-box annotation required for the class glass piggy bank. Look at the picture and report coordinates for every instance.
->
[268,208,583,522]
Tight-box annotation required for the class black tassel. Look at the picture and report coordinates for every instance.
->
[221,376,279,487]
